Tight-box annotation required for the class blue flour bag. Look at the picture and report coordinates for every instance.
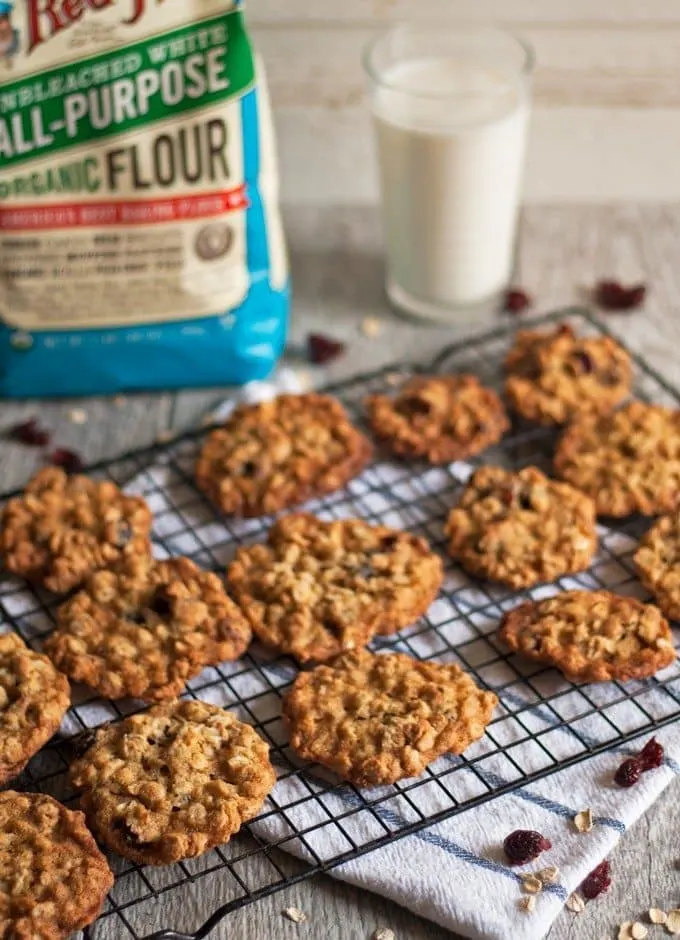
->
[0,0,289,396]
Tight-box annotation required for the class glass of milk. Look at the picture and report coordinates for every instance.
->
[363,25,534,321]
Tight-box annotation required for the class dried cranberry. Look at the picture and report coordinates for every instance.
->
[614,757,643,788]
[594,280,647,311]
[8,418,51,447]
[48,448,84,474]
[639,737,664,771]
[503,829,551,866]
[307,333,346,365]
[504,288,532,315]
[580,860,611,900]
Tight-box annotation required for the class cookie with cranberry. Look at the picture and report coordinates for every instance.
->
[505,324,632,425]
[44,555,251,702]
[365,374,508,463]
[0,632,70,786]
[283,650,497,787]
[70,699,276,866]
[227,513,443,663]
[0,467,152,594]
[635,512,680,620]
[0,790,113,939]
[554,401,680,517]
[499,590,675,682]
[445,466,597,589]
[195,393,372,517]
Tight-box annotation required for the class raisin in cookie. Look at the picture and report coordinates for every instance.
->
[0,467,152,594]
[445,466,597,589]
[44,555,251,703]
[499,590,675,682]
[227,514,442,663]
[365,374,508,463]
[284,650,497,787]
[70,699,276,865]
[195,393,372,517]
[0,790,113,939]
[635,513,680,620]
[505,324,632,425]
[0,633,70,785]
[554,401,680,517]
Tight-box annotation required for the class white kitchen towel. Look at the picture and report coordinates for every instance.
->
[5,371,676,940]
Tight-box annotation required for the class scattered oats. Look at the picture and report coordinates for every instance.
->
[113,395,127,407]
[666,910,680,934]
[618,923,634,940]
[384,371,404,387]
[371,930,395,940]
[361,316,383,338]
[293,368,313,391]
[650,908,668,925]
[518,895,536,913]
[631,924,648,940]
[283,908,307,924]
[566,893,585,913]
[68,408,88,425]
[573,808,594,833]
[155,429,175,444]
[536,865,560,885]
[521,874,543,895]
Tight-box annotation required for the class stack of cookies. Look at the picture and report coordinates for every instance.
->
[0,323,678,936]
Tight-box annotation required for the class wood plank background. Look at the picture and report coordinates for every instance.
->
[245,0,680,203]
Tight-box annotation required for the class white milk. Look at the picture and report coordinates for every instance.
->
[372,58,530,318]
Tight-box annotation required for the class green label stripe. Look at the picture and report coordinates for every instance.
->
[0,11,254,170]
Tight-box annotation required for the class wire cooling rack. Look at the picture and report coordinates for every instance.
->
[2,307,680,940]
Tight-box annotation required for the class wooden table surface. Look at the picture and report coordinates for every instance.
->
[4,204,680,940]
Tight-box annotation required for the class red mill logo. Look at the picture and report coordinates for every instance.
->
[26,0,156,52]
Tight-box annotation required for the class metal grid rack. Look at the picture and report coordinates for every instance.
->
[2,307,680,940]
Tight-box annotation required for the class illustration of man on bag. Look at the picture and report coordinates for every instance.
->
[0,1,19,67]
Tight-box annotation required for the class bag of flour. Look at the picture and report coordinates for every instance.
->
[0,0,289,396]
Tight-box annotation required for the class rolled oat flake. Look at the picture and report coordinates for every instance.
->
[0,1,289,396]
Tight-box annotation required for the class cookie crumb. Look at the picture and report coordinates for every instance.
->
[536,865,559,885]
[283,908,308,924]
[631,924,648,940]
[649,908,667,924]
[68,408,88,425]
[518,895,536,913]
[666,910,680,933]
[371,930,395,940]
[573,808,594,833]
[361,317,383,338]
[566,893,585,913]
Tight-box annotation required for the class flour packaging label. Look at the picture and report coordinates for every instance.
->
[0,0,289,396]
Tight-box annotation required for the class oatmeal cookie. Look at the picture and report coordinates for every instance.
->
[499,590,675,682]
[444,466,597,589]
[554,401,680,517]
[0,467,152,594]
[0,790,113,939]
[504,324,632,425]
[365,374,508,463]
[44,555,251,703]
[0,633,70,785]
[284,650,497,787]
[70,699,276,865]
[227,514,442,663]
[634,513,680,620]
[195,393,372,517]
